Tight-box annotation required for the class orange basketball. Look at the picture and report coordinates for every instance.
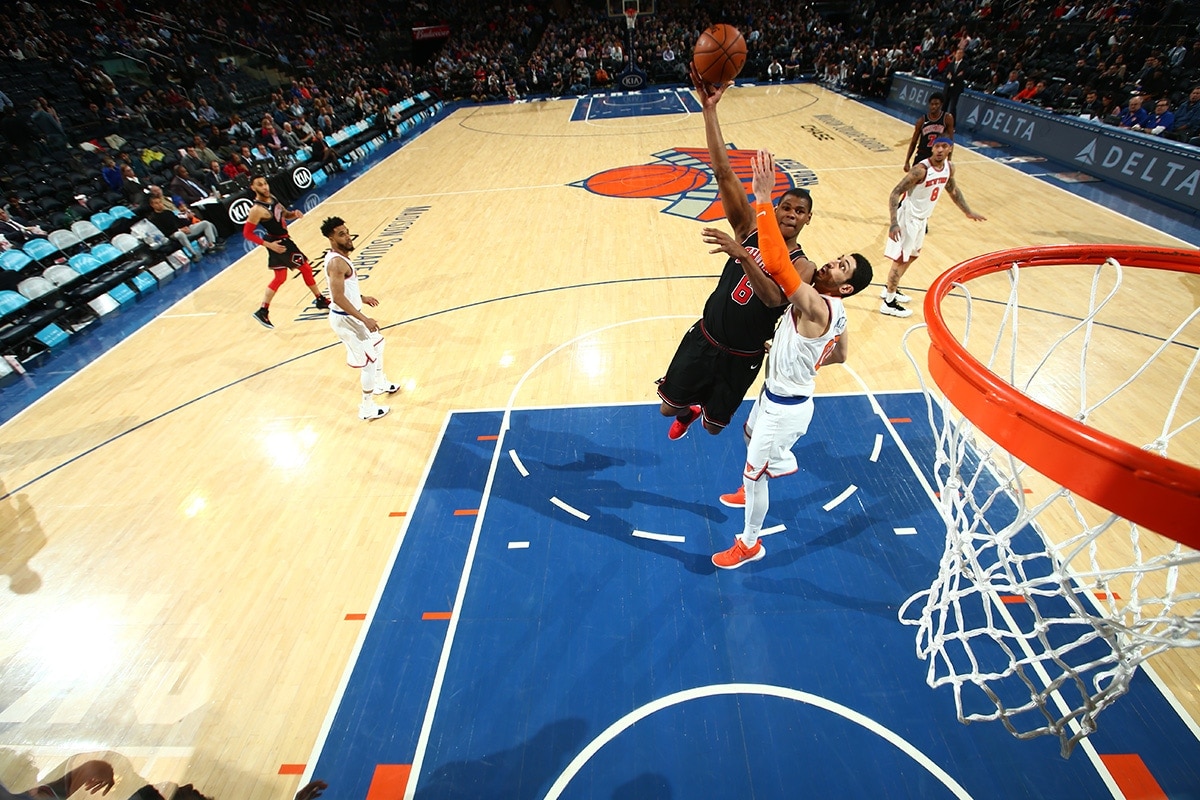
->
[693,24,747,87]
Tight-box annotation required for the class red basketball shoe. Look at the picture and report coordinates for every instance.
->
[719,485,745,507]
[667,405,702,440]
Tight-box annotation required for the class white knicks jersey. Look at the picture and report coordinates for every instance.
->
[324,251,362,311]
[904,158,951,221]
[765,298,846,397]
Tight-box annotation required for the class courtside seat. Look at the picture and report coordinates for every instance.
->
[68,252,104,276]
[0,289,63,360]
[43,264,83,288]
[17,276,58,302]
[90,211,116,232]
[111,233,144,255]
[109,205,137,220]
[90,243,123,268]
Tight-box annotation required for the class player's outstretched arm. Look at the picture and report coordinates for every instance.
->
[748,151,827,326]
[693,65,754,240]
[946,165,985,221]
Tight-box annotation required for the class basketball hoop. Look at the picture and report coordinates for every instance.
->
[624,7,638,30]
[898,244,1200,756]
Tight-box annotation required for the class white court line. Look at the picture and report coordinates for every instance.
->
[870,433,883,462]
[403,314,695,799]
[159,312,218,318]
[550,496,590,521]
[894,527,918,536]
[632,529,686,543]
[760,524,786,537]
[543,683,973,800]
[507,541,530,549]
[822,484,858,511]
[508,449,529,477]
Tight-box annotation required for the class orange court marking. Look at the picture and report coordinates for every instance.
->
[365,764,412,800]
[1000,595,1027,604]
[278,764,305,775]
[888,417,912,423]
[345,613,367,621]
[477,434,500,440]
[1099,754,1167,800]
[454,509,479,516]
[388,511,407,517]
[422,611,452,620]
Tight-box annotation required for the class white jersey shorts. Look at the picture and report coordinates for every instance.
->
[883,207,927,264]
[330,310,383,367]
[743,388,815,480]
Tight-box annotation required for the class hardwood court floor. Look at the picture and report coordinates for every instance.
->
[0,83,1196,798]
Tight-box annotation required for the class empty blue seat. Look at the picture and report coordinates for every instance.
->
[90,243,123,267]
[91,212,116,231]
[68,253,103,275]
[108,205,137,220]
[0,289,29,319]
[0,250,32,273]
[23,238,59,263]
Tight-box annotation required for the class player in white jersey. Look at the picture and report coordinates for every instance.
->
[881,136,986,318]
[320,216,400,421]
[702,151,873,569]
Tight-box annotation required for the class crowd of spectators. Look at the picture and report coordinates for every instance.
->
[1,0,1198,235]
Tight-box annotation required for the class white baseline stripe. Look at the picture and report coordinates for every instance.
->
[508,541,530,549]
[632,529,686,543]
[508,449,529,477]
[870,433,883,462]
[823,484,858,511]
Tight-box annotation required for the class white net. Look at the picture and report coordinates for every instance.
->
[898,253,1200,757]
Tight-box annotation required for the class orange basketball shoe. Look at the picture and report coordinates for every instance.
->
[712,538,765,569]
[719,485,745,507]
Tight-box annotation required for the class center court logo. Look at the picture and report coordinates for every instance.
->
[572,147,818,221]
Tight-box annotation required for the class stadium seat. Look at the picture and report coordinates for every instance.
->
[72,220,107,243]
[48,229,85,255]
[22,238,60,266]
[43,264,82,288]
[0,250,33,273]
[91,211,116,232]
[108,205,137,220]
[68,253,103,276]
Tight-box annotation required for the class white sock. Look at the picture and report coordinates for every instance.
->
[739,476,770,548]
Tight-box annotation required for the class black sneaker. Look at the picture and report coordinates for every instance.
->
[879,298,913,318]
[313,295,331,310]
[253,307,274,328]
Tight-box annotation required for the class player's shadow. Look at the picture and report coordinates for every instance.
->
[0,480,46,593]
[414,717,588,800]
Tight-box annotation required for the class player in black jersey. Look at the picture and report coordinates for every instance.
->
[656,67,816,440]
[903,92,955,173]
[243,174,330,329]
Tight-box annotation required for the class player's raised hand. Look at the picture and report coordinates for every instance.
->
[690,64,731,107]
[750,149,776,202]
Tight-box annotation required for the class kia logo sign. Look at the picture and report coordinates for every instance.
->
[228,198,254,224]
[292,166,313,189]
[620,73,645,90]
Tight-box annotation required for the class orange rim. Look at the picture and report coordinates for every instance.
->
[924,244,1200,549]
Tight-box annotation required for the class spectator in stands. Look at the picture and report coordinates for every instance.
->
[1012,79,1041,103]
[205,124,230,154]
[1118,94,1150,130]
[100,156,123,192]
[280,122,303,151]
[995,69,1021,98]
[222,152,250,181]
[29,99,66,149]
[228,113,253,141]
[1147,98,1175,136]
[258,118,287,154]
[120,164,150,207]
[191,135,220,166]
[0,207,47,247]
[196,97,220,125]
[168,165,213,206]
[181,146,209,175]
[1168,86,1200,142]
[144,194,219,262]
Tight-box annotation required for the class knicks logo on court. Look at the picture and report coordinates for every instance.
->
[572,147,818,221]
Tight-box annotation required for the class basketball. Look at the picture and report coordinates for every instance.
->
[692,24,747,87]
